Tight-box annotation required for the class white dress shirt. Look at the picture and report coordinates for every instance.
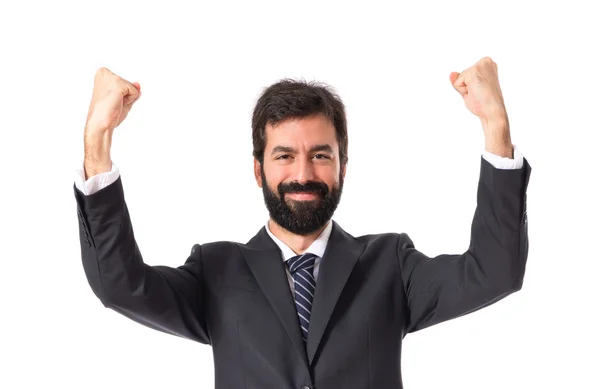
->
[265,219,332,294]
[73,147,524,295]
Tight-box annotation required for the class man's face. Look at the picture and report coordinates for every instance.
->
[254,114,346,235]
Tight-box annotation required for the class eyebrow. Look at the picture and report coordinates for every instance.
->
[270,144,334,155]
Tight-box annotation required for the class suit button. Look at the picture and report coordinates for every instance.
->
[302,386,311,389]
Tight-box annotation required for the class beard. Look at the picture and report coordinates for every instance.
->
[261,166,343,236]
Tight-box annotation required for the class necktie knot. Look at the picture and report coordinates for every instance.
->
[286,253,317,274]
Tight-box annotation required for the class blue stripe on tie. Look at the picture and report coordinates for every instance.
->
[286,253,318,343]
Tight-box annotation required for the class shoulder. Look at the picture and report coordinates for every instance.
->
[190,240,244,260]
[353,231,414,250]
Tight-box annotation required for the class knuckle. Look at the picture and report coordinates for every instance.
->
[117,79,131,92]
[110,76,124,88]
[97,67,114,78]
[94,67,106,80]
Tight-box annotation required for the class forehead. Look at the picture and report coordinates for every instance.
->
[265,114,337,147]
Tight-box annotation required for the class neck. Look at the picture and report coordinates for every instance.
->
[268,219,328,255]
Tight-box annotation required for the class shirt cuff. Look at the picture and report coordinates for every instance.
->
[482,145,524,170]
[74,161,120,195]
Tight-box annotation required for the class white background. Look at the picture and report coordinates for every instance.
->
[1,0,599,388]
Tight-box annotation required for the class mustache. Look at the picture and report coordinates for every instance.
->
[278,181,329,197]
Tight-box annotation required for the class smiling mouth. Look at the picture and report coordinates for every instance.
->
[286,192,320,200]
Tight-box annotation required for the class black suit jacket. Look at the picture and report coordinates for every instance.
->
[74,157,531,389]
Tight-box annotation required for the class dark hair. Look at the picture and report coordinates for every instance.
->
[251,78,348,166]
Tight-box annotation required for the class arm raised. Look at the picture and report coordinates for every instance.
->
[399,156,531,333]
[74,176,210,344]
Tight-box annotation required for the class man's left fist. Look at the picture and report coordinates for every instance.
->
[450,57,507,123]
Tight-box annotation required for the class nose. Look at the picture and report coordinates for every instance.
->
[293,156,316,184]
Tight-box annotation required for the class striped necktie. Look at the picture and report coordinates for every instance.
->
[286,253,318,343]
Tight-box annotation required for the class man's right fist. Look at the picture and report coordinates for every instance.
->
[85,67,141,136]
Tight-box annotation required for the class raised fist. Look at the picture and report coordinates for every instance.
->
[85,67,141,135]
[449,57,507,123]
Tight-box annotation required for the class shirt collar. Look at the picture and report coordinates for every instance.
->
[265,219,332,261]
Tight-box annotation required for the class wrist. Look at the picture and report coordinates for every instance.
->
[484,131,513,158]
[481,116,513,158]
[84,129,111,154]
[84,130,112,179]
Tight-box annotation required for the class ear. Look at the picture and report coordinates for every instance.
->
[254,158,263,188]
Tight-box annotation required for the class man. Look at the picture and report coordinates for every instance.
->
[74,57,531,389]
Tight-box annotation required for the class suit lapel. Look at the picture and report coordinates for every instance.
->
[306,220,365,366]
[243,227,309,369]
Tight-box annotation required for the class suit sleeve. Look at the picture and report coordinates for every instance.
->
[74,176,210,344]
[398,156,531,334]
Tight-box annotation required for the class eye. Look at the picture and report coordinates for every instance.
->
[313,154,330,159]
[276,154,291,160]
